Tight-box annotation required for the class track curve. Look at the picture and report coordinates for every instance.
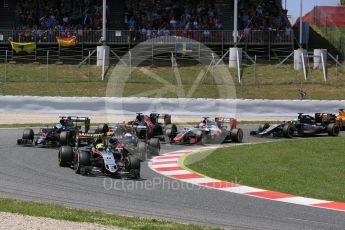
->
[0,126,344,230]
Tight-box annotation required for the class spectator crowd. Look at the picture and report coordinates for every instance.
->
[14,0,112,30]
[13,0,112,41]
[9,0,292,43]
[238,0,291,40]
[124,0,222,39]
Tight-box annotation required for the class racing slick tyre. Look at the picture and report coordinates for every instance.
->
[96,124,109,134]
[283,124,294,138]
[164,115,172,125]
[200,132,207,145]
[22,129,34,142]
[137,141,147,161]
[126,156,141,179]
[327,123,340,136]
[74,151,90,174]
[58,146,73,167]
[258,123,270,133]
[59,131,70,146]
[165,124,178,139]
[194,130,206,145]
[230,128,244,143]
[149,138,160,156]
[165,128,172,142]
[74,132,80,147]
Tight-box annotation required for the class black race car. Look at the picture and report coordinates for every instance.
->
[17,116,91,147]
[58,140,141,179]
[17,127,61,146]
[293,113,339,136]
[251,113,340,138]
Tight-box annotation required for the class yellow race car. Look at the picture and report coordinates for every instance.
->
[336,109,345,130]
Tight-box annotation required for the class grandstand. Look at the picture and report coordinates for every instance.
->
[0,0,293,62]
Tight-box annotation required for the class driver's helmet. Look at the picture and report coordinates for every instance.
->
[124,132,132,140]
[198,122,206,128]
[55,123,63,129]
[96,143,105,150]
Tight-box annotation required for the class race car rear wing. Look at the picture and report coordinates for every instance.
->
[152,113,172,125]
[314,113,336,125]
[59,116,91,133]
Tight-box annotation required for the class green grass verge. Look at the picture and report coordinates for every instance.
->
[0,63,345,99]
[185,138,345,202]
[0,198,218,230]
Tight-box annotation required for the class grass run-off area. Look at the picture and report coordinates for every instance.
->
[0,198,218,230]
[0,63,344,99]
[184,137,345,202]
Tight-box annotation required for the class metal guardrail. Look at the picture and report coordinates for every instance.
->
[0,29,294,45]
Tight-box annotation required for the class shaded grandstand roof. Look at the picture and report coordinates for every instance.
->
[303,5,345,27]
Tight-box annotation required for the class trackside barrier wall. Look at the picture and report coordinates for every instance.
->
[1,96,345,119]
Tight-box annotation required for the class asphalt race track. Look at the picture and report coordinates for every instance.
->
[0,126,345,230]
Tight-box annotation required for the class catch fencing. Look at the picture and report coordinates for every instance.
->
[0,29,293,46]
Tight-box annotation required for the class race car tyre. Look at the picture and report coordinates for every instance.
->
[165,128,172,141]
[137,141,147,161]
[59,131,70,146]
[126,156,141,179]
[58,146,73,167]
[22,129,34,141]
[74,151,90,174]
[327,123,340,136]
[75,132,80,147]
[283,124,294,138]
[128,155,140,170]
[149,138,160,156]
[164,115,172,125]
[96,124,109,134]
[230,128,244,143]
[165,124,178,138]
[258,123,270,132]
[200,133,207,145]
[194,130,206,145]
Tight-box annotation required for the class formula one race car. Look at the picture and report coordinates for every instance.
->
[251,113,340,138]
[17,116,92,147]
[171,117,243,145]
[58,141,141,179]
[336,109,345,130]
[17,127,61,146]
[59,116,93,146]
[250,122,295,138]
[128,113,177,142]
[106,123,160,160]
